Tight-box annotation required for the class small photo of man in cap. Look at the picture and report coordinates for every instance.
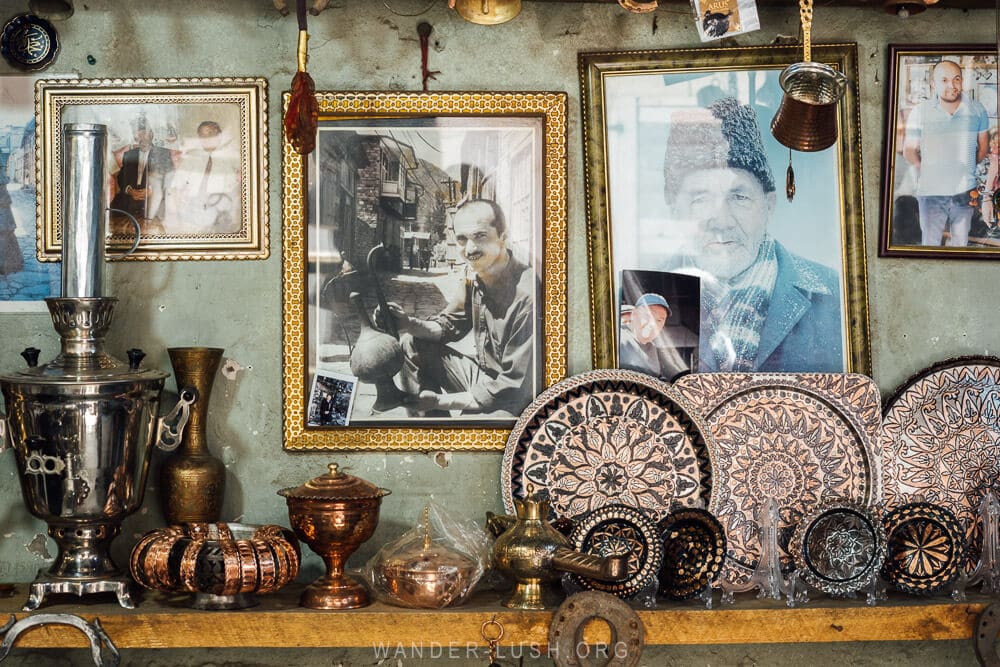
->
[618,269,700,381]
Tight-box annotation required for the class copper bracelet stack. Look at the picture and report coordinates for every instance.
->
[130,523,300,605]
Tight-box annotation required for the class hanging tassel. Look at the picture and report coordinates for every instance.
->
[284,0,319,156]
[786,147,796,202]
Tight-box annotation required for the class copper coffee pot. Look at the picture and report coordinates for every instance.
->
[491,492,627,609]
[278,463,390,609]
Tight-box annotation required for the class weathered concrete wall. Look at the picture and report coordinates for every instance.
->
[0,0,992,663]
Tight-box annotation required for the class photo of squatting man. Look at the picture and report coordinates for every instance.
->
[378,199,540,418]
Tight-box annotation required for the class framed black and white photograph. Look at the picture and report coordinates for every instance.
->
[880,45,1000,259]
[37,77,269,260]
[282,91,568,451]
[581,44,870,375]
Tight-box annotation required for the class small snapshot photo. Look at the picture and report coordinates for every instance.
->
[618,269,700,382]
[307,371,358,427]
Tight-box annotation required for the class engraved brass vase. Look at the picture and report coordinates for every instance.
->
[278,463,390,609]
[159,347,226,524]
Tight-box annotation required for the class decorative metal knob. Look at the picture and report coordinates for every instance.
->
[126,348,145,371]
[19,348,40,368]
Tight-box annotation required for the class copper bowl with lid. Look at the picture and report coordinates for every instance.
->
[378,530,479,608]
[277,463,390,609]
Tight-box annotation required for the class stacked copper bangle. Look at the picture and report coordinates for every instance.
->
[130,523,300,602]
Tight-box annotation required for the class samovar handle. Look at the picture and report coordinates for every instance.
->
[155,386,199,452]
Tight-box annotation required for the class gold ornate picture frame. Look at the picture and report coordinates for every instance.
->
[580,44,871,375]
[36,77,269,260]
[282,91,567,451]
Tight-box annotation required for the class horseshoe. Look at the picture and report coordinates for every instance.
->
[549,591,644,667]
[977,603,1000,667]
[0,613,120,666]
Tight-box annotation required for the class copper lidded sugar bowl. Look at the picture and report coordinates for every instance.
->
[376,510,480,608]
[278,463,390,609]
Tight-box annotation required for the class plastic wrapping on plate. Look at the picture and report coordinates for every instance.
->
[364,503,490,608]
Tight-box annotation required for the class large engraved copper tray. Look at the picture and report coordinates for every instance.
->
[673,373,882,584]
[501,369,714,522]
[881,356,1000,570]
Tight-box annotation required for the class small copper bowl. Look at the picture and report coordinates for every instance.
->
[378,534,479,608]
[278,463,390,610]
[130,523,300,610]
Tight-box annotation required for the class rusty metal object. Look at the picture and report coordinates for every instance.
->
[279,463,390,609]
[129,523,299,610]
[160,347,226,524]
[548,591,644,667]
[617,0,658,12]
[491,492,627,610]
[0,613,119,666]
[976,603,1000,667]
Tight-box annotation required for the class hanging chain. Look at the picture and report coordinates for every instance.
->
[799,0,813,62]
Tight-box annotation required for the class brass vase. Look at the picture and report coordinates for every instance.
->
[160,347,226,524]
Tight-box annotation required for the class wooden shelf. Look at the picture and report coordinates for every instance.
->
[0,586,992,649]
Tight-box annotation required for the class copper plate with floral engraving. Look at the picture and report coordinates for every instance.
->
[673,373,882,584]
[502,369,714,522]
[881,356,1000,572]
[656,508,726,600]
[568,503,664,599]
[882,501,965,596]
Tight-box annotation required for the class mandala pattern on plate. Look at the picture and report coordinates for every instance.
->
[674,373,881,584]
[501,369,713,522]
[882,357,1000,571]
[546,396,695,520]
[568,503,664,599]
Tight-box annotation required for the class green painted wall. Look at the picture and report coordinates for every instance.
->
[0,0,992,663]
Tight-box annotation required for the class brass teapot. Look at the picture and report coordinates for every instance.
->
[491,493,626,609]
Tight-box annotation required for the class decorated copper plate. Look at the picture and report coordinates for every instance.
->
[673,373,882,584]
[656,508,726,600]
[881,501,965,595]
[502,369,714,522]
[881,356,1000,572]
[568,503,664,599]
[790,500,886,597]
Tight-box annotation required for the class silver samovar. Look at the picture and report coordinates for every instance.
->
[0,124,195,610]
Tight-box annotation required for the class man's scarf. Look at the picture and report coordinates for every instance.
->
[703,236,778,371]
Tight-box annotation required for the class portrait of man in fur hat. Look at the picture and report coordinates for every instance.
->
[661,97,843,372]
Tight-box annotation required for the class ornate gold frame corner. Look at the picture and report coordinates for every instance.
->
[281,91,568,451]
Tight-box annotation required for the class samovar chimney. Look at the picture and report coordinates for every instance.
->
[61,123,108,298]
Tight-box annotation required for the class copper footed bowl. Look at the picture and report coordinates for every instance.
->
[130,523,300,610]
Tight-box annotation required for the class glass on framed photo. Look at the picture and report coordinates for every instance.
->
[880,45,1000,258]
[581,45,867,375]
[618,269,700,382]
[307,370,358,427]
[0,75,64,309]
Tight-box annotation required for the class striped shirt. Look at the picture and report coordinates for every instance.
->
[905,96,989,196]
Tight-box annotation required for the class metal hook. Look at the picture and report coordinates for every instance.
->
[0,613,120,666]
